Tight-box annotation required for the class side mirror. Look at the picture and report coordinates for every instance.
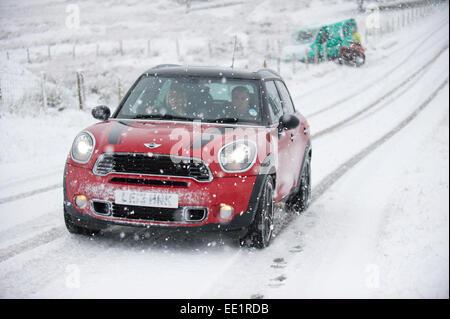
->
[92,105,111,121]
[278,114,300,133]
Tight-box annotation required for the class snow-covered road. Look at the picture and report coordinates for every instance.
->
[0,1,448,299]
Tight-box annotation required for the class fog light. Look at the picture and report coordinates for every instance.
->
[219,204,234,220]
[74,195,88,209]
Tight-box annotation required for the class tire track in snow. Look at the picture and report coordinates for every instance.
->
[0,75,447,265]
[1,19,448,207]
[0,227,65,263]
[255,77,449,298]
[0,34,448,264]
[0,168,62,191]
[0,183,61,205]
[311,43,449,139]
[310,77,448,202]
[296,15,449,104]
[0,50,447,263]
[304,17,449,119]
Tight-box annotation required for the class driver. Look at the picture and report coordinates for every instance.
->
[352,28,362,45]
[165,83,188,116]
[145,82,188,116]
[231,86,257,119]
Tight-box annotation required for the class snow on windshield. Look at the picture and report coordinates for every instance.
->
[116,76,262,124]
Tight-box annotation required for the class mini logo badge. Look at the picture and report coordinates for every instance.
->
[144,143,161,149]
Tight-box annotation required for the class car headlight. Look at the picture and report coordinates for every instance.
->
[218,140,257,173]
[71,131,95,164]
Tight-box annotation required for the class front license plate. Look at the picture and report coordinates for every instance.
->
[114,190,179,208]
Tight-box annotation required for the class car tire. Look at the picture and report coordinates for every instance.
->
[64,211,102,236]
[289,153,311,214]
[239,176,275,249]
[354,53,365,67]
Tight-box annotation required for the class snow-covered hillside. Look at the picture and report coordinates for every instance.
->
[0,0,448,299]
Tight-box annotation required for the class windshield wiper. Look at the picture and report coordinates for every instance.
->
[208,117,240,123]
[134,114,195,121]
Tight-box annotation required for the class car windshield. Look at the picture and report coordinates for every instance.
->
[115,75,262,124]
[293,29,319,44]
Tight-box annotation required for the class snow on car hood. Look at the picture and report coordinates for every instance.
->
[85,119,267,160]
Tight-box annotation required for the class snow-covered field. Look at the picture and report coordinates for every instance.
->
[0,0,448,298]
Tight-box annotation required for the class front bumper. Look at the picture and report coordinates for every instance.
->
[64,163,266,231]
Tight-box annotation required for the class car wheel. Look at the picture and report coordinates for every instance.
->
[240,177,275,249]
[289,153,311,213]
[354,53,365,67]
[64,211,101,236]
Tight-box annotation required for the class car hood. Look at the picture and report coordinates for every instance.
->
[85,119,268,159]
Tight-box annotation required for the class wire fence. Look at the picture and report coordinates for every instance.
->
[0,3,439,115]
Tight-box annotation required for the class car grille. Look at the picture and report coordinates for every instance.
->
[93,153,212,182]
[110,204,207,222]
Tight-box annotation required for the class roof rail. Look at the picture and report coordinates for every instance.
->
[151,64,181,69]
[257,68,281,78]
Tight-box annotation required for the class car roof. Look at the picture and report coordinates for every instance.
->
[142,65,282,81]
[293,18,356,32]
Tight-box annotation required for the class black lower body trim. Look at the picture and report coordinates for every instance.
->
[63,172,269,232]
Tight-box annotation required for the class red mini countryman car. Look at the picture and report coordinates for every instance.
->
[64,65,311,248]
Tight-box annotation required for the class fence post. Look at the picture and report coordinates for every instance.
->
[185,0,191,13]
[27,48,31,63]
[305,48,309,70]
[72,44,76,60]
[119,40,123,56]
[76,71,84,110]
[80,71,86,103]
[175,38,180,60]
[40,71,47,109]
[6,51,9,60]
[208,40,212,58]
[292,53,296,74]
[314,46,319,64]
[48,45,51,60]
[117,78,122,104]
[276,39,281,74]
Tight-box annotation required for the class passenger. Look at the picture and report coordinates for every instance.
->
[231,86,257,119]
[144,82,188,116]
[165,83,188,116]
[352,28,362,46]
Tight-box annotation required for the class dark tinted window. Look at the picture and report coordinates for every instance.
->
[318,27,330,43]
[264,81,284,123]
[116,75,262,124]
[275,81,295,114]
[343,21,356,38]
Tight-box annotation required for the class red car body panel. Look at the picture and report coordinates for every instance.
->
[66,120,270,227]
[65,162,257,227]
[64,68,311,231]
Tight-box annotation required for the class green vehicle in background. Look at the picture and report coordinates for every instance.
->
[281,18,358,63]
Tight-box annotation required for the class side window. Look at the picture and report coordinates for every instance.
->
[275,81,295,114]
[318,27,329,44]
[264,81,284,123]
[343,21,355,38]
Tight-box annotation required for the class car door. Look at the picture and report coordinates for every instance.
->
[275,80,309,193]
[264,80,295,201]
[317,26,330,59]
